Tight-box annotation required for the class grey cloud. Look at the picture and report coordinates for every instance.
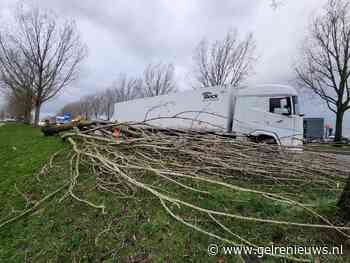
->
[37,0,258,62]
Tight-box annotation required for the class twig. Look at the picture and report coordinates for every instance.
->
[0,183,69,229]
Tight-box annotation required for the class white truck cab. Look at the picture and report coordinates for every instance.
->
[233,85,303,147]
[113,84,304,147]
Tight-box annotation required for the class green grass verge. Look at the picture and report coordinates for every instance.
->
[0,124,348,262]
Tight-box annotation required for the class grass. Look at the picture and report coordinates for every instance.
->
[0,124,349,262]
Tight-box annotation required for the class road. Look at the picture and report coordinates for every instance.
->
[337,154,350,162]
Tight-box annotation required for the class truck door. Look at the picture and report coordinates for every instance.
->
[267,97,295,144]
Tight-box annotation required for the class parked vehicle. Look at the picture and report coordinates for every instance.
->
[112,84,304,147]
[4,118,16,122]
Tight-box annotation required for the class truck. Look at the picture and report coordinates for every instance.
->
[112,84,304,147]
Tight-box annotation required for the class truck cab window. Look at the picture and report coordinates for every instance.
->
[269,97,291,115]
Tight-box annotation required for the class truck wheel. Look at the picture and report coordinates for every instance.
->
[256,135,277,144]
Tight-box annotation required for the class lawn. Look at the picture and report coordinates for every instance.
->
[0,124,348,263]
[0,124,216,262]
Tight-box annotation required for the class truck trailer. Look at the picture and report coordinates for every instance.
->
[112,84,304,147]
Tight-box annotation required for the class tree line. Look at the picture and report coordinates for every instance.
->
[58,63,177,121]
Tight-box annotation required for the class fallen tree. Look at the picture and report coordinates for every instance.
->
[55,121,349,262]
[1,120,349,262]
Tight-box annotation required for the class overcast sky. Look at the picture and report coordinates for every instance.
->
[1,0,349,135]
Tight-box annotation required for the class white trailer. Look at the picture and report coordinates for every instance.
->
[112,85,304,147]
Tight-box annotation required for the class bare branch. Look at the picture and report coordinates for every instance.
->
[192,30,256,88]
[0,4,87,126]
[142,63,177,97]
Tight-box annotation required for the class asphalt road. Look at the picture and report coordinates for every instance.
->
[336,154,350,162]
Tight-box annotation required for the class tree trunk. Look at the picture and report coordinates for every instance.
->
[33,103,41,127]
[334,110,344,142]
[23,93,33,124]
[107,103,112,120]
[23,105,32,124]
[337,175,350,223]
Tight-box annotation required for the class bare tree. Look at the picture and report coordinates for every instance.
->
[192,30,256,88]
[59,101,83,119]
[143,63,177,97]
[296,0,350,142]
[0,43,35,124]
[108,74,143,118]
[100,88,117,120]
[2,89,33,123]
[59,75,143,121]
[90,94,104,120]
[78,98,93,120]
[0,4,87,127]
[61,93,105,121]
[114,74,143,102]
[0,107,5,120]
[296,0,350,224]
[2,91,31,121]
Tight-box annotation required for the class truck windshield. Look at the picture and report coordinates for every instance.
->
[292,96,300,115]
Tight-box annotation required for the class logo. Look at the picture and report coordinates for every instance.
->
[202,92,219,101]
[208,244,219,256]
